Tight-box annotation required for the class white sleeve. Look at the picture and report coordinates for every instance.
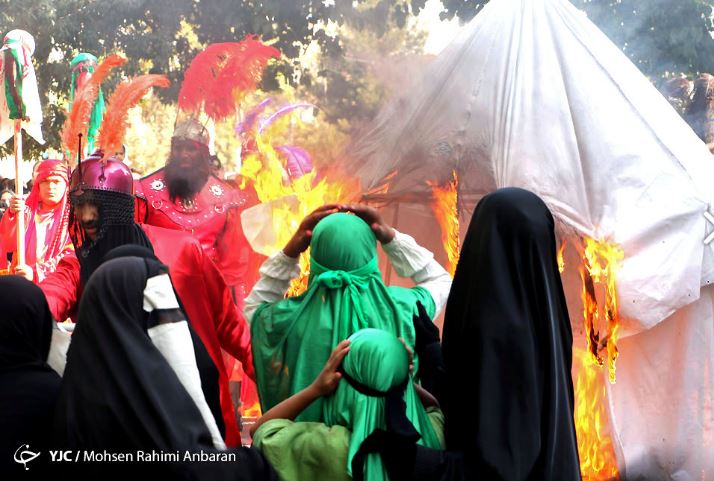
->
[381,230,453,316]
[148,321,227,450]
[243,250,302,322]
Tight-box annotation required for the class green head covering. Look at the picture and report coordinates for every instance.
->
[69,52,103,152]
[251,213,437,421]
[324,328,441,481]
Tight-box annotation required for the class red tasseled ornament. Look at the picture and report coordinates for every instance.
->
[97,74,171,156]
[178,36,280,121]
[61,54,126,165]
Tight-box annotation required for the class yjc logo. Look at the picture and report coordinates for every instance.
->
[14,444,40,470]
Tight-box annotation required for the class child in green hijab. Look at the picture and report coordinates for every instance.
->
[247,204,452,422]
[251,328,444,481]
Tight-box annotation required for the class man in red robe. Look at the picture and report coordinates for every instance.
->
[39,153,251,447]
[135,119,260,306]
[0,159,72,282]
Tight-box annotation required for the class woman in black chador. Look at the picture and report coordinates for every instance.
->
[52,254,277,480]
[388,188,582,481]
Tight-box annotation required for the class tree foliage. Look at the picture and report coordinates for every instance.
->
[0,0,430,159]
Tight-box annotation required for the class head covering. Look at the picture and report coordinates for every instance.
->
[173,117,211,147]
[251,213,436,421]
[69,52,103,152]
[441,187,581,481]
[53,256,277,479]
[324,328,441,481]
[68,153,152,285]
[0,277,61,477]
[0,276,55,373]
[24,159,71,268]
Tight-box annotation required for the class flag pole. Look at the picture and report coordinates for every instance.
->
[13,119,25,266]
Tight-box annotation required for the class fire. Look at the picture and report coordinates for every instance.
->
[558,240,566,273]
[427,171,460,276]
[579,237,624,383]
[239,107,358,295]
[574,348,620,481]
[573,236,624,481]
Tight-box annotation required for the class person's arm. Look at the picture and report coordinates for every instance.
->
[243,250,301,321]
[39,253,80,321]
[341,204,452,315]
[197,244,256,380]
[243,204,340,321]
[381,231,452,315]
[250,340,350,437]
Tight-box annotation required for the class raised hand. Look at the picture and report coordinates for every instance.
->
[310,340,350,397]
[283,204,340,258]
[339,203,395,244]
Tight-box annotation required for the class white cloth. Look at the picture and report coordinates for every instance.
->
[347,0,714,335]
[47,322,71,376]
[344,1,714,478]
[607,285,714,480]
[243,229,452,322]
[142,273,181,311]
[148,321,226,450]
[0,31,44,145]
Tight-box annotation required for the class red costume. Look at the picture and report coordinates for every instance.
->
[135,170,257,303]
[0,159,72,282]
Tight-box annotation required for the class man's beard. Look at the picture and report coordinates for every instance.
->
[165,158,210,201]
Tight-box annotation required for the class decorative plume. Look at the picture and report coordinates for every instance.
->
[97,74,170,155]
[178,36,280,121]
[61,54,126,166]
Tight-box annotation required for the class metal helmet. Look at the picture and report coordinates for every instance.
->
[69,151,133,197]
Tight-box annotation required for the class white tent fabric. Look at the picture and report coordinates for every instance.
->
[345,0,714,478]
[348,0,714,334]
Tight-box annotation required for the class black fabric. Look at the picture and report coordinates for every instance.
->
[441,187,581,481]
[69,189,153,286]
[413,301,446,404]
[0,277,61,478]
[52,257,277,480]
[101,244,225,438]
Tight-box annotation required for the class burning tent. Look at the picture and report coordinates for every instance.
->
[342,0,714,479]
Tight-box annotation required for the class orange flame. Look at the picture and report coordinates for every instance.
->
[558,240,566,273]
[427,171,460,276]
[239,112,358,294]
[573,236,624,481]
[579,237,623,383]
[574,348,620,481]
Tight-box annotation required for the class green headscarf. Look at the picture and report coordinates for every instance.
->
[69,52,104,152]
[324,328,441,481]
[251,213,436,421]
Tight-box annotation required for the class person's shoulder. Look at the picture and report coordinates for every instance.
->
[135,167,167,197]
[204,175,250,207]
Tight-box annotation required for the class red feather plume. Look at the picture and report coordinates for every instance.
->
[97,74,170,155]
[61,54,126,166]
[178,36,280,121]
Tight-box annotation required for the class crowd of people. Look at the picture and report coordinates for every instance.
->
[0,28,584,481]
[0,146,583,481]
